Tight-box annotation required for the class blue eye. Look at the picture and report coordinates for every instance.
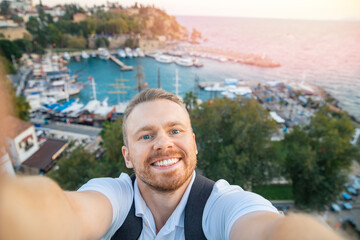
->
[171,129,180,134]
[142,135,151,140]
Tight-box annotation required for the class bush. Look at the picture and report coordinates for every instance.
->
[0,39,22,61]
[95,37,109,48]
[66,36,87,49]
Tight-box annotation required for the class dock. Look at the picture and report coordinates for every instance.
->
[109,55,133,71]
[67,50,133,71]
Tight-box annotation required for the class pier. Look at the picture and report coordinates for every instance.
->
[109,55,133,71]
[68,50,133,71]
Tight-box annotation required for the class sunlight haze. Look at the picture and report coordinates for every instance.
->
[35,0,360,20]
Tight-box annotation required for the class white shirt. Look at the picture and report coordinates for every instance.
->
[78,172,278,240]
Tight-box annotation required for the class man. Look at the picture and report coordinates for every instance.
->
[0,88,343,240]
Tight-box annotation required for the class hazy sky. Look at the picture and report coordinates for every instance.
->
[37,0,360,20]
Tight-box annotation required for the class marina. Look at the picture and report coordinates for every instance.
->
[22,49,356,136]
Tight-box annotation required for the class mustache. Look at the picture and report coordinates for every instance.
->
[146,149,185,163]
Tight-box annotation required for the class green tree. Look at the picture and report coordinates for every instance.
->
[283,106,357,210]
[10,15,23,23]
[98,119,132,177]
[0,39,22,61]
[48,146,98,190]
[0,1,10,15]
[183,91,197,112]
[25,16,40,35]
[14,95,30,121]
[95,37,109,48]
[62,4,85,21]
[191,98,279,189]
[124,37,137,48]
[13,39,33,53]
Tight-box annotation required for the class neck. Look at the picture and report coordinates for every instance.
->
[136,174,193,233]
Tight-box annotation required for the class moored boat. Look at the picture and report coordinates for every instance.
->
[98,48,110,60]
[175,57,193,67]
[117,49,126,58]
[125,47,133,58]
[81,51,89,59]
[155,54,174,63]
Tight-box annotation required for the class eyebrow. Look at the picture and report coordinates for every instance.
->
[133,121,186,136]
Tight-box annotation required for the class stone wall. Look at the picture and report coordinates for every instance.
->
[139,39,163,51]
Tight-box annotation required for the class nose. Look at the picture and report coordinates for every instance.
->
[153,131,174,150]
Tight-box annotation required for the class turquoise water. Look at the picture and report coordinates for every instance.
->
[68,16,360,121]
[68,57,265,104]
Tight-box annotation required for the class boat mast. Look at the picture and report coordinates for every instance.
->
[157,67,161,89]
[91,77,97,101]
[135,63,145,93]
[65,74,69,102]
[108,74,129,104]
[175,69,180,97]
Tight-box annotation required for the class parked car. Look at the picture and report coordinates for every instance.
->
[347,186,358,196]
[342,192,352,201]
[331,203,341,212]
[343,202,353,210]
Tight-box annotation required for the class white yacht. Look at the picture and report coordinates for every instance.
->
[155,54,174,64]
[81,51,89,59]
[175,57,193,67]
[132,49,138,57]
[136,48,145,57]
[63,52,70,60]
[91,51,97,58]
[125,47,133,58]
[98,48,110,60]
[117,49,126,58]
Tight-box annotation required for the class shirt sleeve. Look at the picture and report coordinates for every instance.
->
[77,173,133,240]
[202,179,279,240]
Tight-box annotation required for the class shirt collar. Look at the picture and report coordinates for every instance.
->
[134,171,196,232]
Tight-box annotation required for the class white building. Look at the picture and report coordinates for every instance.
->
[4,116,39,167]
[2,0,33,12]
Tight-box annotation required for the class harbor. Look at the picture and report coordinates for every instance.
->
[21,48,358,141]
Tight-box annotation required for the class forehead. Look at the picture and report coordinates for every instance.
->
[126,99,191,133]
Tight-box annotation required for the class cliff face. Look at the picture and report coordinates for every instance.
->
[133,7,187,40]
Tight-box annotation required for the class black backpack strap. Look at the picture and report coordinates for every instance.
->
[111,174,143,240]
[184,174,215,240]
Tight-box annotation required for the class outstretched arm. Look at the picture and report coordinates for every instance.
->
[229,211,343,240]
[0,176,113,240]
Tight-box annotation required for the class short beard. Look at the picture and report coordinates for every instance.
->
[131,149,197,192]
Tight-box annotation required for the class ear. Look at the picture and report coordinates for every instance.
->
[122,146,134,168]
[193,133,198,155]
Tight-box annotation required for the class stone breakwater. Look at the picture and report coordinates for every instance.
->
[181,45,281,68]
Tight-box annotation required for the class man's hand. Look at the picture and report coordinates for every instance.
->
[0,175,112,240]
[230,211,344,240]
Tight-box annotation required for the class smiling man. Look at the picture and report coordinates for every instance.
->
[0,89,343,240]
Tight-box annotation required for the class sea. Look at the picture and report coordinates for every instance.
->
[68,16,360,121]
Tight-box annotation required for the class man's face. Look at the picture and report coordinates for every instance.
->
[122,99,197,192]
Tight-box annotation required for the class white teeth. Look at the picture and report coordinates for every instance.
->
[153,158,180,167]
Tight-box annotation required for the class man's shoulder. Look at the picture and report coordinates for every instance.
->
[77,173,133,195]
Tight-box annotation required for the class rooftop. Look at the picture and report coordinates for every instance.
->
[22,139,68,173]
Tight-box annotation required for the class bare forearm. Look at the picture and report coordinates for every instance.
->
[268,213,343,240]
[0,176,81,240]
[230,212,344,240]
